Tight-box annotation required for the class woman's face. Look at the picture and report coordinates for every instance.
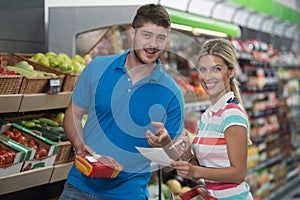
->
[131,22,169,65]
[198,55,234,102]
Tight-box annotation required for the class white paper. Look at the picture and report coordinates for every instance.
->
[135,146,172,166]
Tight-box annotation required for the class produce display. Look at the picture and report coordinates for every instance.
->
[1,60,57,77]
[2,129,48,159]
[17,116,68,143]
[2,61,57,76]
[0,148,16,165]
[29,52,86,73]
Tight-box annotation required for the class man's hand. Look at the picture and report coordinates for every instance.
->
[146,121,171,147]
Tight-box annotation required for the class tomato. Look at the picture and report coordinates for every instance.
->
[0,149,7,155]
[28,138,36,146]
[13,130,22,139]
[2,130,16,140]
[8,151,16,160]
[0,155,6,165]
[2,152,13,164]
[37,148,48,158]
[16,135,27,146]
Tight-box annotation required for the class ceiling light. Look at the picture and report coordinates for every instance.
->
[171,23,228,38]
[192,27,228,37]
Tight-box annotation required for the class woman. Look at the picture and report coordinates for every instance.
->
[148,38,253,199]
[173,38,252,199]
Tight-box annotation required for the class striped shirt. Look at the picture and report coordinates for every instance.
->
[192,92,253,199]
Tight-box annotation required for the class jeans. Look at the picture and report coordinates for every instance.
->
[59,182,106,200]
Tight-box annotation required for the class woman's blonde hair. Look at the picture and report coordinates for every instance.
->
[197,38,243,105]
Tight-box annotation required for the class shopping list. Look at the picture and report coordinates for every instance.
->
[135,146,173,166]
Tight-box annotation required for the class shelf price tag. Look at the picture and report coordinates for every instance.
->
[48,78,61,94]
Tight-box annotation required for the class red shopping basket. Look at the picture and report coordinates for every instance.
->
[172,185,218,200]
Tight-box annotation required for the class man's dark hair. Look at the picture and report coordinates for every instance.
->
[132,4,171,29]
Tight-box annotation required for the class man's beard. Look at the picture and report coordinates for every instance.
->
[133,49,147,65]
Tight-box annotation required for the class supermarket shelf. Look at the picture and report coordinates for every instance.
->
[19,92,72,112]
[263,175,300,200]
[0,162,73,195]
[0,92,72,113]
[247,154,282,174]
[0,94,23,113]
[49,161,73,183]
[0,166,53,195]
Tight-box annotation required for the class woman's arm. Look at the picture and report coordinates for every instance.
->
[172,125,248,183]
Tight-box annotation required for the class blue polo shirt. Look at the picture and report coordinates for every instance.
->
[67,50,184,199]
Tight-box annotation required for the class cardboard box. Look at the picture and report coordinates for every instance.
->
[11,123,59,171]
[0,136,28,176]
[11,123,59,156]
[0,123,59,171]
[21,154,57,171]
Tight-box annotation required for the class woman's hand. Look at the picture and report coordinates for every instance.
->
[171,160,196,180]
[146,121,171,147]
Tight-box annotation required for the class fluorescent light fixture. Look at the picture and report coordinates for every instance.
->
[192,27,228,37]
[171,23,228,38]
[171,23,193,32]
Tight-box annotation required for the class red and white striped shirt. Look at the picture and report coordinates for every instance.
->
[192,92,253,199]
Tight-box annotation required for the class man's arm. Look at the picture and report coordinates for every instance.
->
[63,100,95,155]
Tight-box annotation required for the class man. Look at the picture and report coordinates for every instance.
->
[59,4,184,200]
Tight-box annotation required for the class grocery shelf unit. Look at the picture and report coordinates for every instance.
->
[0,93,73,199]
[237,53,300,200]
[0,91,210,198]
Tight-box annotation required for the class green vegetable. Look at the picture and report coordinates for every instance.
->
[4,66,37,76]
[14,61,34,71]
[24,121,36,128]
[38,117,59,127]
[48,126,65,134]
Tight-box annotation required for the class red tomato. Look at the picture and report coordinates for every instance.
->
[0,149,7,155]
[37,148,48,158]
[2,152,13,164]
[8,151,16,160]
[28,138,36,146]
[13,130,22,139]
[2,130,16,140]
[16,135,27,146]
[0,155,6,165]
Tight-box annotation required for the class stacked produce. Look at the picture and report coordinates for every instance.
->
[2,129,48,159]
[1,60,57,77]
[0,147,16,165]
[29,52,86,73]
[17,115,68,143]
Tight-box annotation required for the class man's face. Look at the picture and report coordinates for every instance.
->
[132,23,169,64]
